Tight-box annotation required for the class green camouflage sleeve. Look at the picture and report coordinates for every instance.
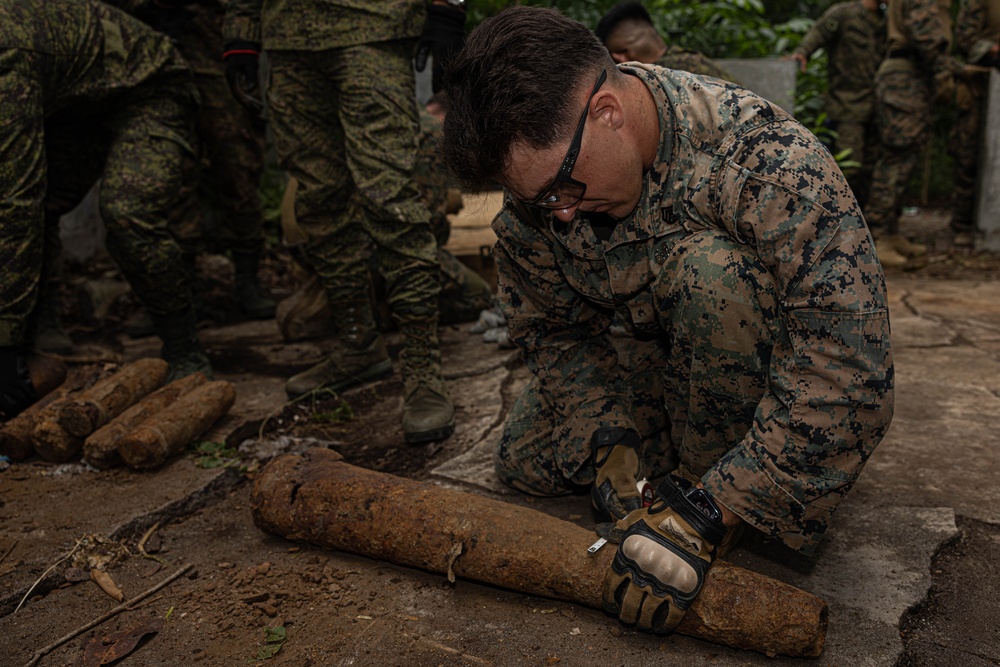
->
[699,118,894,554]
[493,198,636,454]
[956,0,998,63]
[793,3,844,58]
[222,0,262,44]
[906,0,963,75]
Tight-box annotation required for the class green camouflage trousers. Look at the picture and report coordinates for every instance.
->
[865,63,934,234]
[0,58,198,345]
[496,230,779,497]
[949,74,989,232]
[171,8,267,252]
[267,42,440,323]
[830,117,881,207]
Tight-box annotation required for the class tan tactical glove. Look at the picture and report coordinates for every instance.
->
[602,475,728,634]
[591,427,645,521]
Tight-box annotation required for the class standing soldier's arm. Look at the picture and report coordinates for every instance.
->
[790,3,844,69]
[221,0,264,116]
[907,0,965,75]
[956,0,999,65]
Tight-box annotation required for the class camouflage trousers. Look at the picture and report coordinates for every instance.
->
[829,116,880,208]
[170,71,267,253]
[865,63,934,235]
[496,230,779,503]
[0,50,199,346]
[267,43,440,324]
[949,74,989,233]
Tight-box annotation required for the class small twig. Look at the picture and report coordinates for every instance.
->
[0,540,18,565]
[23,563,193,667]
[15,537,85,613]
[125,593,163,612]
[137,522,168,565]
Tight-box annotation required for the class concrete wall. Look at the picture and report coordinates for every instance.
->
[716,58,798,114]
[975,69,1000,251]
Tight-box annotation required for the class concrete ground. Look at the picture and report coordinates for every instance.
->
[1,268,999,666]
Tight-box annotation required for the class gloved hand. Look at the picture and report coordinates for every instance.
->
[602,475,728,635]
[0,347,39,420]
[223,40,266,123]
[414,3,466,92]
[591,427,645,521]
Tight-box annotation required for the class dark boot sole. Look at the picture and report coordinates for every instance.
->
[404,417,456,445]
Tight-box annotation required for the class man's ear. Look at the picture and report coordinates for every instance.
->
[609,51,629,64]
[592,87,625,131]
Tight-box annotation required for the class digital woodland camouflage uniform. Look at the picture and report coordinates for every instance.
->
[495,63,894,554]
[865,0,964,236]
[224,0,453,441]
[793,0,887,202]
[951,0,1000,234]
[0,0,207,375]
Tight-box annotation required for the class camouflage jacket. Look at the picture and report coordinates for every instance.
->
[956,0,1000,64]
[0,0,193,116]
[492,63,893,551]
[655,45,740,84]
[223,0,424,51]
[885,0,962,77]
[794,0,887,120]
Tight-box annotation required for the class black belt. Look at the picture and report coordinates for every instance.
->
[888,48,916,59]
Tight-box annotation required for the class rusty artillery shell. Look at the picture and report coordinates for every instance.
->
[58,358,168,439]
[117,380,236,470]
[251,448,828,658]
[83,372,209,469]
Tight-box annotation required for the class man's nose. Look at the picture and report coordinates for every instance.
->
[553,205,578,223]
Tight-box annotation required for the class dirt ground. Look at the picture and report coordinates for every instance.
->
[2,206,1000,667]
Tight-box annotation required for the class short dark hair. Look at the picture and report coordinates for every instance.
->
[594,1,654,44]
[441,6,614,191]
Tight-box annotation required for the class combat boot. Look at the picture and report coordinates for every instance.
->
[399,320,455,444]
[284,302,392,398]
[31,289,73,354]
[874,237,909,270]
[152,309,213,382]
[232,247,277,320]
[884,234,927,258]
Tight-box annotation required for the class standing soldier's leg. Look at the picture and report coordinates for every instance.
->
[339,41,453,444]
[865,68,933,267]
[269,50,393,399]
[833,120,871,208]
[950,75,987,245]
[0,59,47,417]
[100,86,211,380]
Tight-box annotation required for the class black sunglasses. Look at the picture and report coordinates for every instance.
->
[525,69,607,210]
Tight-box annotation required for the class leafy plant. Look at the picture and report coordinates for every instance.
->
[189,440,240,469]
[257,626,286,660]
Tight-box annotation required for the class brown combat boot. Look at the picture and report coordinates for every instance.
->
[285,302,392,398]
[399,320,454,444]
[874,237,909,269]
[883,234,927,258]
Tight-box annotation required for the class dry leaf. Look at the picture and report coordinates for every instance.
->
[84,618,164,666]
[90,569,124,602]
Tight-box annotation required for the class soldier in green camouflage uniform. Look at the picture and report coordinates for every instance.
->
[0,0,211,417]
[790,0,887,206]
[951,0,1000,243]
[222,0,466,444]
[865,0,967,266]
[443,7,893,634]
[595,2,739,83]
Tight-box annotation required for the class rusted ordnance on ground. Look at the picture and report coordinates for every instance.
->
[251,448,828,658]
[0,386,73,461]
[58,358,169,439]
[117,380,236,470]
[83,372,209,469]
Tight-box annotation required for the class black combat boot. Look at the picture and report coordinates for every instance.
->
[31,287,73,354]
[399,319,454,444]
[232,246,277,320]
[284,300,392,398]
[151,308,213,382]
